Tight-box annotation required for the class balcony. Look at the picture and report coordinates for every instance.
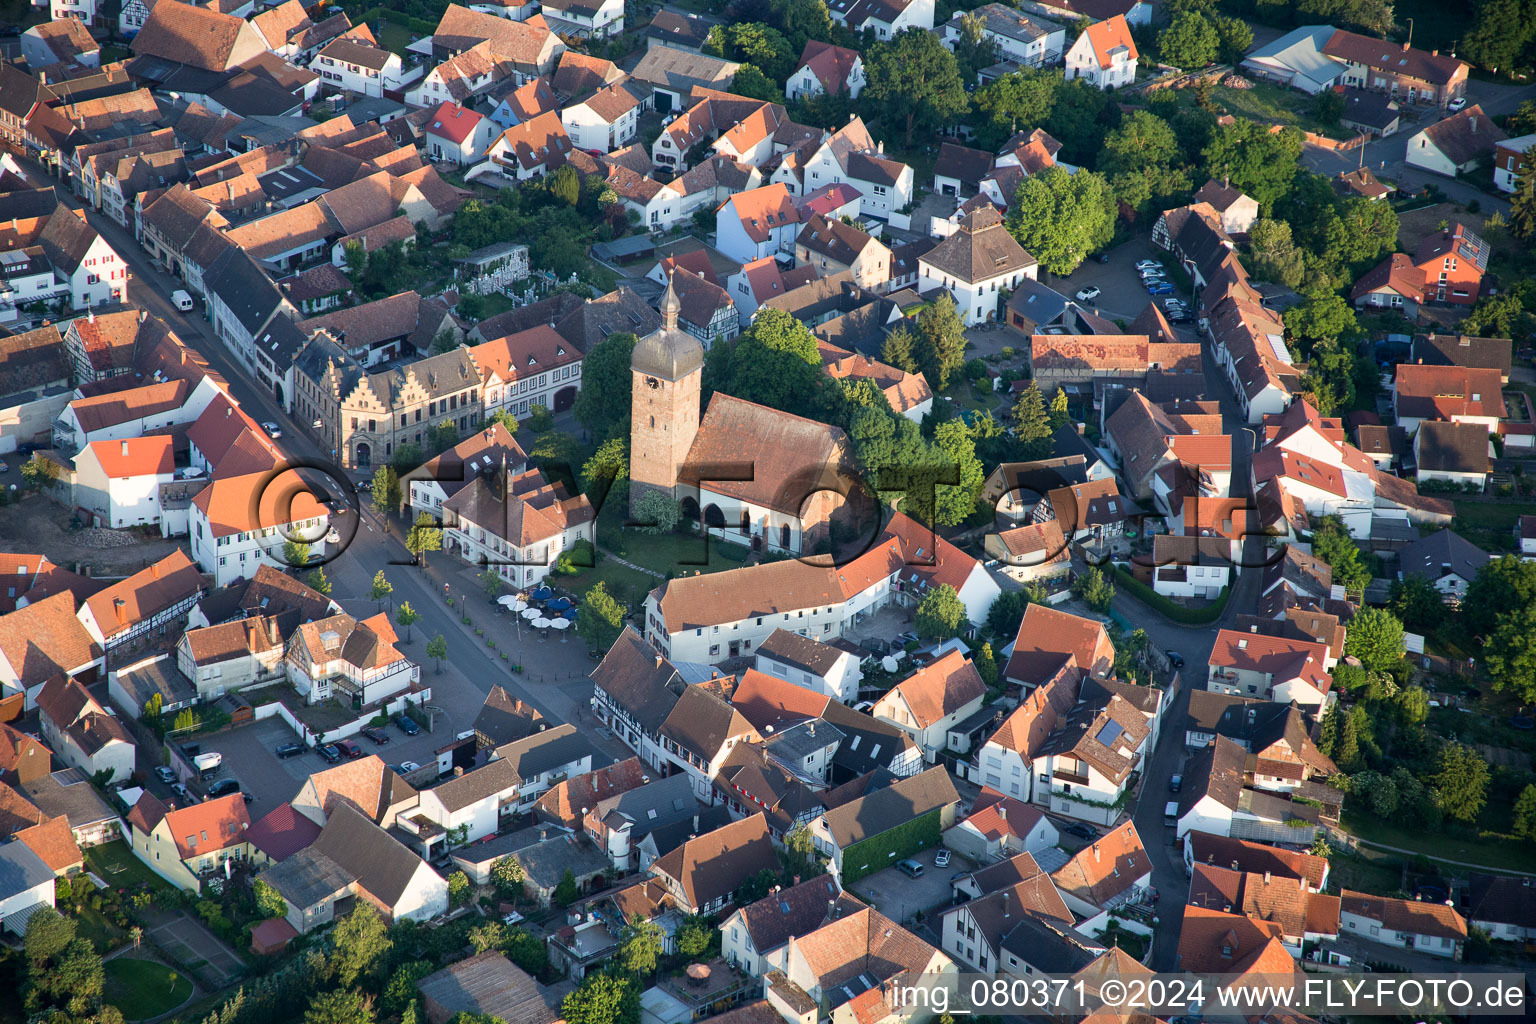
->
[1053,769,1090,786]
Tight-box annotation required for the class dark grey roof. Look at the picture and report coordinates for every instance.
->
[1415,420,1490,476]
[631,323,703,381]
[451,823,569,867]
[1466,873,1536,929]
[999,915,1101,972]
[739,876,853,950]
[756,628,849,677]
[821,701,912,782]
[1411,333,1512,376]
[22,770,117,829]
[642,803,732,863]
[493,723,595,780]
[1398,527,1491,583]
[1051,423,1107,468]
[312,800,435,909]
[257,845,356,908]
[0,186,59,223]
[473,685,544,748]
[431,758,521,813]
[591,627,684,734]
[595,773,697,834]
[0,840,52,899]
[512,832,609,888]
[254,313,306,364]
[818,765,959,848]
[657,686,741,763]
[108,655,197,713]
[205,247,285,336]
[1179,737,1245,816]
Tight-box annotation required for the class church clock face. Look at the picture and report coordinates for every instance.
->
[645,376,661,390]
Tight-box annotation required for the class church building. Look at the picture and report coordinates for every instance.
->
[630,277,859,556]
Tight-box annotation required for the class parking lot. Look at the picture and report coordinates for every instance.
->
[193,714,451,813]
[1053,237,1200,323]
[846,845,972,926]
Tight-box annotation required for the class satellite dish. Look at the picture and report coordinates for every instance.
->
[881,656,898,673]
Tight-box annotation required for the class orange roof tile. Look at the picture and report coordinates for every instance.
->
[191,468,329,538]
[84,436,174,478]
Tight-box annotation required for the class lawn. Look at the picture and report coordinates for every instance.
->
[374,19,420,57]
[103,959,194,1021]
[1205,82,1351,139]
[85,842,171,895]
[1341,810,1536,873]
[72,902,125,953]
[1327,849,1406,897]
[1451,498,1536,552]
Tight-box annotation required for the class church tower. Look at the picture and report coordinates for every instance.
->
[629,275,703,517]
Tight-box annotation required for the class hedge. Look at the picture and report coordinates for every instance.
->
[840,808,942,884]
[350,7,437,34]
[1113,568,1230,625]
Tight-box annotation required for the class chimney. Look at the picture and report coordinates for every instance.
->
[139,309,147,323]
[1431,49,1438,56]
[150,560,161,580]
[1092,843,1101,863]
[1402,40,1409,50]
[998,805,1006,821]
[693,814,699,831]
[88,308,94,324]
[1470,117,1478,133]
[1263,870,1271,884]
[121,440,129,456]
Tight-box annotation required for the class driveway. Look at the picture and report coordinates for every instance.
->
[847,846,967,926]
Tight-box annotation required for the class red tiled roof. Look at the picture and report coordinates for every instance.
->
[84,436,174,479]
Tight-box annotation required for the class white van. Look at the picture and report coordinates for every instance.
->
[171,289,194,312]
[1163,800,1180,828]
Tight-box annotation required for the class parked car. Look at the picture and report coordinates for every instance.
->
[171,783,195,804]
[1147,282,1174,295]
[895,858,925,878]
[1169,774,1183,793]
[1165,650,1185,668]
[207,778,241,799]
[398,760,421,773]
[395,714,420,736]
[895,631,919,646]
[316,744,341,763]
[336,739,363,759]
[502,910,525,925]
[260,421,282,439]
[276,742,305,759]
[853,700,875,712]
[1162,298,1187,312]
[1062,822,1098,839]
[1135,260,1162,271]
[154,766,176,785]
[361,727,390,745]
[1448,97,1467,112]
[934,848,951,867]
[1075,286,1101,302]
[1094,252,1110,264]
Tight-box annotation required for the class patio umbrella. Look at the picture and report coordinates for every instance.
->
[546,597,573,613]
[549,617,571,629]
[511,599,529,611]
[530,586,554,602]
[533,616,553,628]
[522,608,541,620]
[496,595,520,608]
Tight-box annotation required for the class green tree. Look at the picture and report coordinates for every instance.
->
[950,9,1000,82]
[561,972,639,1024]
[1396,686,1430,727]
[480,569,505,599]
[369,570,393,610]
[254,879,287,919]
[428,420,460,455]
[1284,290,1357,352]
[1158,10,1219,68]
[730,64,780,101]
[862,28,969,147]
[1212,14,1252,63]
[306,567,332,596]
[1484,603,1536,703]
[1044,78,1118,166]
[1310,515,1369,596]
[676,915,714,960]
[577,581,627,653]
[971,69,1059,151]
[582,437,629,504]
[1073,566,1115,612]
[1247,219,1307,289]
[25,907,75,974]
[1388,574,1443,633]
[1344,606,1405,672]
[573,332,637,442]
[717,308,826,411]
[1006,167,1116,276]
[447,871,472,908]
[392,443,424,473]
[1011,381,1053,458]
[1463,555,1536,638]
[1460,292,1532,340]
[1313,88,1345,123]
[405,512,443,566]
[425,634,448,674]
[881,325,919,374]
[1513,783,1536,840]
[330,903,392,990]
[714,23,796,80]
[1334,705,1362,771]
[282,539,313,568]
[632,489,681,534]
[914,583,967,640]
[304,989,374,1024]
[370,465,402,526]
[771,0,835,54]
[1430,742,1490,822]
[1511,160,1536,240]
[526,404,555,435]
[383,962,434,1016]
[974,641,998,688]
[1100,110,1181,179]
[929,418,986,525]
[548,163,581,206]
[1048,387,1069,431]
[504,926,549,976]
[1463,0,1536,76]
[553,869,580,907]
[490,856,526,898]
[19,453,59,492]
[619,915,665,976]
[395,601,419,642]
[915,294,967,391]
[469,921,506,955]
[1202,121,1304,209]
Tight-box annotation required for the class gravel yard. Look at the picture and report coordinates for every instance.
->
[0,493,185,576]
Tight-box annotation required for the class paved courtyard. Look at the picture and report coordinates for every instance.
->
[846,845,972,926]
